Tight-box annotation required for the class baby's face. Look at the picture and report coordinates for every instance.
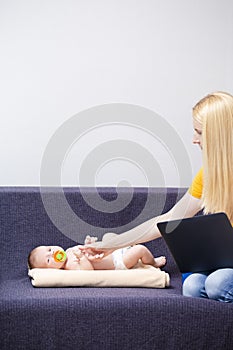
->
[32,246,65,269]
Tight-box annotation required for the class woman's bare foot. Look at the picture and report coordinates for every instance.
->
[153,256,166,268]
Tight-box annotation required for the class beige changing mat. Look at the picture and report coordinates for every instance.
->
[28,264,170,288]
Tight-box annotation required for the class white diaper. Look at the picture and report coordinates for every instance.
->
[112,246,131,270]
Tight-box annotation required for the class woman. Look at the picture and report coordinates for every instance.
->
[80,91,233,302]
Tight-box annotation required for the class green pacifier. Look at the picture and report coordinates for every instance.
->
[54,250,67,263]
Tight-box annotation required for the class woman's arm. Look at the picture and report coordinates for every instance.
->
[80,191,202,256]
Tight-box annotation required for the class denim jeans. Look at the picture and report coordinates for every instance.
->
[182,268,233,302]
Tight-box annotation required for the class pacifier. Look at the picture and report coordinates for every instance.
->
[54,250,67,263]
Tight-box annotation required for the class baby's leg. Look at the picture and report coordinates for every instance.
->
[123,245,166,269]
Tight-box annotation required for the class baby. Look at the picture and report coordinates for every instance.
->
[28,236,166,271]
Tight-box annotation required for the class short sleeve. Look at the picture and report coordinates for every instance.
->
[188,168,203,199]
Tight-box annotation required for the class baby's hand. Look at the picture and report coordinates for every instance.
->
[84,235,98,245]
[78,245,114,261]
[85,252,105,262]
[78,245,104,261]
[69,248,84,262]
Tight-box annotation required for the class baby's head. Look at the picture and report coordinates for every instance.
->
[28,245,66,269]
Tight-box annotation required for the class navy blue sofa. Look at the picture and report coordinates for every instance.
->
[1,187,233,350]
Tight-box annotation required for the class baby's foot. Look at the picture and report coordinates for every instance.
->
[154,256,166,268]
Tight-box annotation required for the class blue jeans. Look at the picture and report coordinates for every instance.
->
[182,268,233,302]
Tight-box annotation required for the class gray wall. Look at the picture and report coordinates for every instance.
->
[0,0,232,187]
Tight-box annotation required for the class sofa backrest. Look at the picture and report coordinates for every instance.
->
[0,187,186,280]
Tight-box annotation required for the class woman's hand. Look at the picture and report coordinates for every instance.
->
[79,231,131,260]
[78,235,114,260]
[78,245,114,261]
[83,251,105,262]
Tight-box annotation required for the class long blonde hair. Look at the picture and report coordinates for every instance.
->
[193,91,233,222]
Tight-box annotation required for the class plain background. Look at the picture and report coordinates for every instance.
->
[0,0,233,187]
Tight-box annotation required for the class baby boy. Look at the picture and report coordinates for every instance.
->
[28,236,166,271]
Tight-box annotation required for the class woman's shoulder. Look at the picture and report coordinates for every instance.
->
[188,168,203,199]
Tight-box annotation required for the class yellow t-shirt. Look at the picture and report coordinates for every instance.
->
[189,168,233,225]
[188,168,203,199]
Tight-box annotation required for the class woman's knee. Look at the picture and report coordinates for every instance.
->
[205,269,233,302]
[183,273,207,298]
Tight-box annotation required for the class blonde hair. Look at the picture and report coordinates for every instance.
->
[193,91,233,222]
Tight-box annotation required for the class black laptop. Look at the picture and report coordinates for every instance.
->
[157,212,233,273]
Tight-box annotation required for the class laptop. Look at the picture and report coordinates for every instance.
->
[157,212,233,273]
